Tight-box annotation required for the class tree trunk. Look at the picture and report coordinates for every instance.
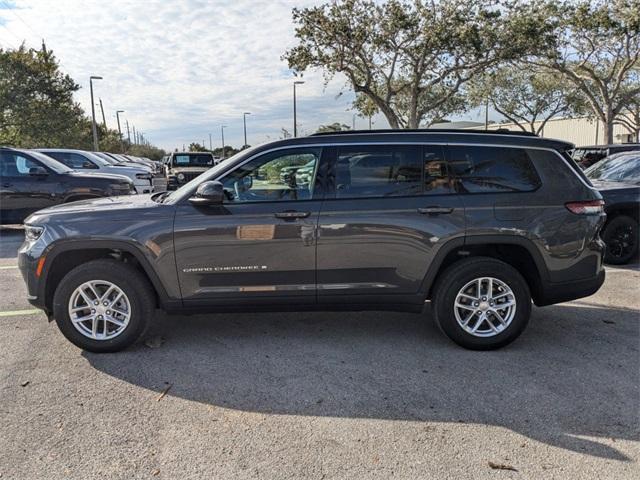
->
[604,107,615,144]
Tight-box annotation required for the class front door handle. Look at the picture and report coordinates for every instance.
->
[275,210,311,219]
[2,183,11,188]
[418,206,453,215]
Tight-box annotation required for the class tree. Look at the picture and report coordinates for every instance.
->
[469,65,585,134]
[316,122,351,133]
[524,0,640,144]
[188,142,207,152]
[284,0,546,129]
[0,43,86,147]
[615,96,640,142]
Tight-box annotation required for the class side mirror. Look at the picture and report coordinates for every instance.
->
[29,166,48,176]
[189,180,224,205]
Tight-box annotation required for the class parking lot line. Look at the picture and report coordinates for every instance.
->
[0,309,40,317]
[0,265,18,269]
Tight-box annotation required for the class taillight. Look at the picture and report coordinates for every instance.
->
[565,199,605,215]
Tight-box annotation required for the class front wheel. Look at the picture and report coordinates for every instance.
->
[53,259,155,353]
[432,257,531,350]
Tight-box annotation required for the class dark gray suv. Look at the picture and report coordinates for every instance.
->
[18,130,606,352]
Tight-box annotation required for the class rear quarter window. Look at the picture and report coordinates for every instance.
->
[447,146,541,193]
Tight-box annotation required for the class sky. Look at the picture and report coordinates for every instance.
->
[0,0,489,151]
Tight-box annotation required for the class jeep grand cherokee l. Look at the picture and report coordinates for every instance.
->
[18,130,606,352]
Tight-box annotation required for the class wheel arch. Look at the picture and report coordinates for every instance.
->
[422,235,548,305]
[40,239,173,312]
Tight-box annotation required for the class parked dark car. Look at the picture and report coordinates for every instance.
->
[19,130,606,352]
[165,152,215,190]
[585,152,640,264]
[572,143,640,169]
[1,147,134,224]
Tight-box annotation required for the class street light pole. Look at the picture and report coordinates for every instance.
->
[221,125,227,159]
[89,76,102,151]
[116,110,124,152]
[209,133,212,150]
[293,80,304,137]
[243,112,251,148]
[99,98,107,129]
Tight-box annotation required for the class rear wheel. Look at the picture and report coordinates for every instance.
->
[602,215,638,265]
[432,257,531,350]
[53,259,155,352]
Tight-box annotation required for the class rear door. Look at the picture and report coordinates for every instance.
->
[173,147,327,306]
[316,143,465,306]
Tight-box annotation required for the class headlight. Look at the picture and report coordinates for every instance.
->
[25,225,44,242]
[177,173,185,181]
[110,183,133,193]
[135,173,152,180]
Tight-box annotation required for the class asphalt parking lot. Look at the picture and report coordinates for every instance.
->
[0,226,638,480]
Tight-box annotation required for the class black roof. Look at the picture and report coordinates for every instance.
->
[312,128,538,137]
[268,129,574,152]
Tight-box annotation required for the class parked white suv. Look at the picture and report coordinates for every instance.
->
[36,149,154,194]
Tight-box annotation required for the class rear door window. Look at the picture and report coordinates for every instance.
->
[334,145,422,198]
[447,146,541,193]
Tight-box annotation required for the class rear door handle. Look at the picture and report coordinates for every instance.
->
[418,206,453,215]
[275,211,311,219]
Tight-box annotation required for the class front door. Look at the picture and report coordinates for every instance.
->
[0,151,59,224]
[174,147,326,306]
[316,143,465,306]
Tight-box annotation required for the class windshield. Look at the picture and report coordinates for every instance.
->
[172,153,214,167]
[28,150,73,173]
[585,154,640,182]
[163,147,259,204]
[94,152,118,165]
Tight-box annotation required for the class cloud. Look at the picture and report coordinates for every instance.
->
[1,0,390,150]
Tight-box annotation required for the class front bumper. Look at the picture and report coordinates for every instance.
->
[18,242,48,313]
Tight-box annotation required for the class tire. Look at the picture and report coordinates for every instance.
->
[52,259,155,353]
[602,215,639,265]
[432,257,531,350]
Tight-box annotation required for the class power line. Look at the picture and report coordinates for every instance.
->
[0,0,40,40]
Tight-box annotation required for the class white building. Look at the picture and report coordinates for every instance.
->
[430,116,638,147]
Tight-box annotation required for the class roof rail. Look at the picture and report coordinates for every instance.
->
[310,128,539,137]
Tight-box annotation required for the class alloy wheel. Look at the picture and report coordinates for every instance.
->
[453,277,517,338]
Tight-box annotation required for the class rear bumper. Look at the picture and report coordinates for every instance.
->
[536,269,605,306]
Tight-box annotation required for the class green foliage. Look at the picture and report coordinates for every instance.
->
[284,0,547,129]
[315,122,351,133]
[522,0,640,142]
[0,43,165,157]
[469,65,586,133]
[0,43,86,147]
[189,142,207,152]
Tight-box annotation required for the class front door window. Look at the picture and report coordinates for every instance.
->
[221,148,321,203]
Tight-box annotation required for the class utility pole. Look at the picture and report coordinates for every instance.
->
[89,76,102,151]
[243,112,251,147]
[99,98,107,129]
[209,133,212,150]
[132,126,137,145]
[484,97,489,131]
[221,125,227,159]
[293,80,304,137]
[116,110,124,152]
[125,119,131,146]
